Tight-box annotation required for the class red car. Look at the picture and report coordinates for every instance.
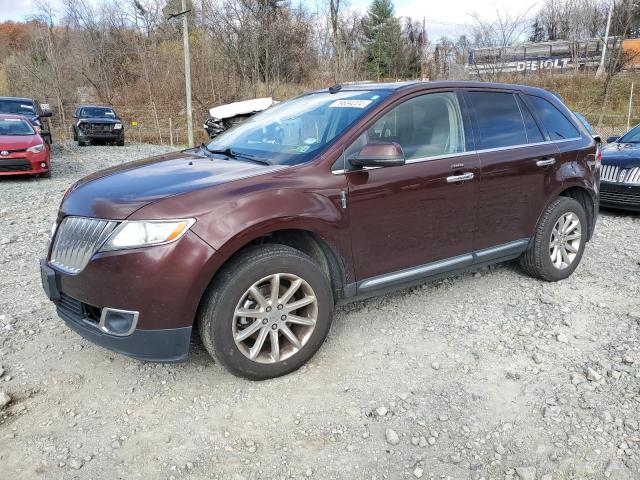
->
[0,114,51,177]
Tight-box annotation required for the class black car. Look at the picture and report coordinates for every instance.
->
[72,106,124,146]
[600,127,640,212]
[0,97,53,144]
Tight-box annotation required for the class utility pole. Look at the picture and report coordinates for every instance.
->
[168,1,195,147]
[181,0,194,147]
[596,1,614,78]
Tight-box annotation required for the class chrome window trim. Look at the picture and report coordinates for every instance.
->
[331,137,583,174]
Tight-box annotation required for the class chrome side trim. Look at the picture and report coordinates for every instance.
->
[331,138,583,174]
[358,254,474,292]
[357,239,530,293]
[474,238,530,262]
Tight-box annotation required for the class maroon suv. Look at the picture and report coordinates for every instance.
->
[41,81,599,379]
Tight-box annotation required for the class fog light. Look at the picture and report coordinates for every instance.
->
[99,308,139,336]
[41,162,47,168]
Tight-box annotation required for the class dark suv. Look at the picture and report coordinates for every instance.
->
[40,81,599,379]
[0,97,53,144]
[72,105,124,146]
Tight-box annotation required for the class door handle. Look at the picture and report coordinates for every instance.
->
[446,172,474,183]
[536,158,556,167]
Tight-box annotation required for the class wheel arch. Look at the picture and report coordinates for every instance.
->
[557,185,596,240]
[202,227,350,306]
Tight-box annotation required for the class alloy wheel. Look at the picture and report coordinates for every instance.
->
[549,211,582,270]
[232,273,318,364]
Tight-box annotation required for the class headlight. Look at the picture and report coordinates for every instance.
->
[114,123,122,129]
[27,143,45,153]
[99,219,196,251]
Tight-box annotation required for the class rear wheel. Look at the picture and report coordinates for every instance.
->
[520,197,587,281]
[198,245,333,380]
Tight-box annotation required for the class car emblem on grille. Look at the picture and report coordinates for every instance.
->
[618,170,627,182]
[0,150,8,156]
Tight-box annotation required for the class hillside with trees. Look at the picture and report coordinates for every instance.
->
[1,0,640,143]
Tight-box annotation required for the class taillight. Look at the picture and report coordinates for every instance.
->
[596,149,602,164]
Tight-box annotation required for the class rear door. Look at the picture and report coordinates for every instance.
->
[465,89,559,250]
[345,90,481,283]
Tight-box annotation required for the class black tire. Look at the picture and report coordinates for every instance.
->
[40,170,51,179]
[116,138,125,146]
[78,139,89,147]
[520,197,587,282]
[197,244,334,380]
[72,128,77,141]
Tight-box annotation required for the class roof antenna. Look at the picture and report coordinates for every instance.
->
[328,84,342,94]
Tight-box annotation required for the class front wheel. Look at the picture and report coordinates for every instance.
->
[520,197,587,281]
[198,245,333,380]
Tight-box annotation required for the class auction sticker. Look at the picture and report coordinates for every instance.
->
[329,99,372,108]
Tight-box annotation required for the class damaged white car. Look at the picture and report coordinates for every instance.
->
[203,97,277,138]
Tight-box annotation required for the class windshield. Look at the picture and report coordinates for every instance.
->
[206,90,390,165]
[617,124,640,143]
[0,100,35,117]
[0,118,35,136]
[79,107,116,118]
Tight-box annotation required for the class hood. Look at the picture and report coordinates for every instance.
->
[601,143,640,168]
[0,134,41,150]
[60,151,282,220]
[77,117,120,124]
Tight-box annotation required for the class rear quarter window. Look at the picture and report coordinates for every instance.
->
[526,95,581,141]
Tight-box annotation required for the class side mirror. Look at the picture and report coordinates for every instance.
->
[348,142,405,168]
[592,134,602,144]
[39,111,53,118]
[607,135,620,143]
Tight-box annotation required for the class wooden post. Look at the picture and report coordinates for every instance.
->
[169,118,174,147]
[627,82,634,132]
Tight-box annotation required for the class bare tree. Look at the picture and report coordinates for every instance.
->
[469,6,533,81]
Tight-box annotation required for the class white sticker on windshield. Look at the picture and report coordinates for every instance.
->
[329,99,372,109]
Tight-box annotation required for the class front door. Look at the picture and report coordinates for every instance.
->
[345,91,480,283]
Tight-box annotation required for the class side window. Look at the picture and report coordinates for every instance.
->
[349,92,465,162]
[516,96,545,143]
[526,95,581,140]
[468,91,528,149]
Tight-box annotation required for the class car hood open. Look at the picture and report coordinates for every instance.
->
[60,151,280,220]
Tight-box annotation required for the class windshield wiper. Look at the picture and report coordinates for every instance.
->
[199,144,272,165]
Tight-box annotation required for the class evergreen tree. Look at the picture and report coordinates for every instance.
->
[362,0,402,80]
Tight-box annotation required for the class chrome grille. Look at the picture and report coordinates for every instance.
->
[601,165,640,184]
[49,217,118,274]
[601,164,620,182]
[627,167,640,184]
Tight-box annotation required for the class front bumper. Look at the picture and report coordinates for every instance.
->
[56,288,192,362]
[78,129,124,141]
[600,181,640,212]
[41,230,220,362]
[0,150,50,176]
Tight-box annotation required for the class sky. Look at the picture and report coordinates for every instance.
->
[0,0,539,40]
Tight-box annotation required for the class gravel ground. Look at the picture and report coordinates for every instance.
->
[0,141,639,480]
